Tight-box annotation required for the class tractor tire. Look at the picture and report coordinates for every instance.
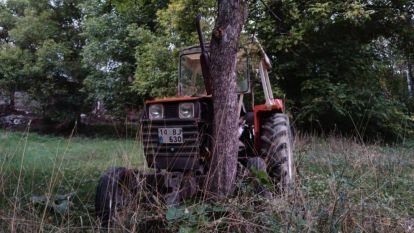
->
[260,113,294,189]
[95,167,129,228]
[246,157,273,198]
[247,157,267,172]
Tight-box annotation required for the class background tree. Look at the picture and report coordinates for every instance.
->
[248,0,414,140]
[0,0,24,111]
[81,0,162,116]
[0,45,31,111]
[131,0,215,100]
[0,0,412,140]
[1,0,88,127]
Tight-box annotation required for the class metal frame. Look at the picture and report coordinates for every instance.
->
[178,45,251,96]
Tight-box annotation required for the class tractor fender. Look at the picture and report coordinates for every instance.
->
[253,99,284,151]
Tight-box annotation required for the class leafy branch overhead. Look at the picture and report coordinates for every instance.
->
[0,0,413,139]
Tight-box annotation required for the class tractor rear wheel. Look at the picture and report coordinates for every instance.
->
[260,113,294,189]
[95,167,132,228]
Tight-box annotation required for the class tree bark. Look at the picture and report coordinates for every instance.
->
[9,90,15,112]
[206,0,248,197]
[407,62,413,98]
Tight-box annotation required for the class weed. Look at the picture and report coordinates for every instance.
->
[0,130,413,232]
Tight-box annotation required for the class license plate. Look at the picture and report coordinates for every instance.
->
[158,128,183,144]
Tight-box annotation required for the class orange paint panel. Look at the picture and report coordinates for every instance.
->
[145,95,212,104]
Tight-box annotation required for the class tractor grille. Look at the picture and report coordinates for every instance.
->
[141,119,203,171]
[163,103,179,118]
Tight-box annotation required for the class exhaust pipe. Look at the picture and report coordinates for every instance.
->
[195,15,212,95]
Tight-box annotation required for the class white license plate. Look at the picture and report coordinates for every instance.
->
[158,128,183,144]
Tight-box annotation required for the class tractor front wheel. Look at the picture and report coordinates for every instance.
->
[95,167,135,228]
[260,113,294,190]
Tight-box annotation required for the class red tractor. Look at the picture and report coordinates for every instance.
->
[95,17,294,227]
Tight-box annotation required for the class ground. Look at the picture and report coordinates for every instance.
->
[0,130,143,232]
[0,130,413,232]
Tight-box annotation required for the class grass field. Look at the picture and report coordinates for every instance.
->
[0,130,413,232]
[0,130,143,232]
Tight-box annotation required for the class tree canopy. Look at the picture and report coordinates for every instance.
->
[0,0,413,140]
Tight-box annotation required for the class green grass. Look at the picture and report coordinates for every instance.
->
[294,136,414,232]
[0,130,143,231]
[0,130,413,232]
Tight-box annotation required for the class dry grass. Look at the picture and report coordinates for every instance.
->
[0,130,413,232]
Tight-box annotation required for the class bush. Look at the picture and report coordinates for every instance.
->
[296,79,414,141]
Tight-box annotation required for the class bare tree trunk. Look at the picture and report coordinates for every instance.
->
[407,62,413,98]
[207,0,248,197]
[9,90,15,112]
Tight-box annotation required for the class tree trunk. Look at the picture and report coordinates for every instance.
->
[206,0,248,197]
[9,90,15,112]
[407,62,413,98]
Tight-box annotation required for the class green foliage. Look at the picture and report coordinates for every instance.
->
[0,3,16,43]
[81,0,145,115]
[165,205,229,232]
[131,27,178,98]
[9,8,59,50]
[0,0,413,139]
[0,45,31,95]
[248,0,414,141]
[250,167,272,189]
[0,0,88,121]
[131,0,216,99]
[156,0,215,44]
[299,78,413,140]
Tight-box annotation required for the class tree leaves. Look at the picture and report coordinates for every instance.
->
[0,0,412,138]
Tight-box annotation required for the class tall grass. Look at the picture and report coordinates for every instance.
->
[0,129,143,232]
[0,130,413,232]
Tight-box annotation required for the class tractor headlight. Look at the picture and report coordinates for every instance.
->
[148,104,164,120]
[179,102,194,119]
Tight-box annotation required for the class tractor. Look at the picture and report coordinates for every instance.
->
[95,16,294,227]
